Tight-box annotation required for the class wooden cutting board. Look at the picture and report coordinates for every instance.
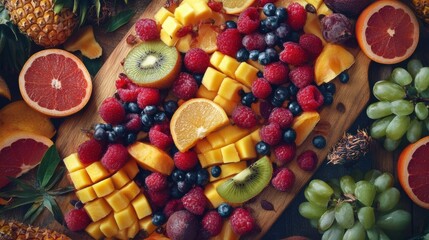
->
[55,0,371,239]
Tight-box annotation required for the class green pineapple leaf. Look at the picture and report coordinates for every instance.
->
[105,9,134,32]
[37,145,61,188]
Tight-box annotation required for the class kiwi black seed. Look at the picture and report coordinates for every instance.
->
[123,41,181,88]
[217,156,273,203]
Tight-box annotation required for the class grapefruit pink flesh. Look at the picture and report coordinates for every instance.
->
[407,143,429,203]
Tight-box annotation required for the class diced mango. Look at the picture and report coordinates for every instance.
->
[213,95,238,116]
[204,178,231,208]
[105,190,130,212]
[212,219,239,240]
[174,2,195,26]
[176,34,192,53]
[201,148,223,167]
[217,125,252,144]
[154,7,174,25]
[235,135,257,160]
[93,178,115,198]
[99,214,119,238]
[115,229,128,240]
[122,159,139,179]
[85,161,110,183]
[196,85,217,100]
[210,51,225,69]
[162,16,182,37]
[127,221,140,239]
[195,139,213,153]
[218,55,240,78]
[63,153,86,172]
[128,142,175,175]
[114,205,138,230]
[206,132,226,149]
[139,216,157,235]
[221,144,241,163]
[217,77,244,102]
[75,186,97,204]
[305,0,323,9]
[160,29,179,47]
[120,181,140,201]
[250,128,261,142]
[69,169,92,190]
[111,169,130,189]
[198,154,210,168]
[84,198,111,222]
[235,62,259,87]
[188,0,212,22]
[208,161,247,182]
[292,111,320,145]
[131,194,152,219]
[85,221,103,240]
[202,67,226,91]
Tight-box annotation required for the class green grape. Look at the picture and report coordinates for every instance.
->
[299,201,326,219]
[364,170,382,183]
[322,223,345,240]
[340,175,356,194]
[378,230,391,240]
[335,202,354,229]
[383,137,401,151]
[390,100,414,116]
[390,67,412,86]
[304,187,330,208]
[406,118,423,143]
[355,180,376,207]
[420,88,429,98]
[407,85,418,96]
[407,59,423,77]
[386,115,410,140]
[370,115,395,139]
[367,101,393,119]
[415,67,429,92]
[358,207,375,230]
[374,173,394,193]
[343,222,366,240]
[308,179,334,199]
[328,178,342,199]
[376,209,411,231]
[373,80,406,101]
[415,102,429,120]
[318,208,335,231]
[366,228,380,240]
[376,187,400,212]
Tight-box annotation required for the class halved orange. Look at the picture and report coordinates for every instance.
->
[356,0,419,64]
[220,0,257,14]
[170,98,229,152]
[193,24,218,54]
[397,136,429,209]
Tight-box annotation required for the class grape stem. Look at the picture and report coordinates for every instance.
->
[405,95,429,104]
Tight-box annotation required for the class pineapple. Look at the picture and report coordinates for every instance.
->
[412,0,429,24]
[0,220,71,239]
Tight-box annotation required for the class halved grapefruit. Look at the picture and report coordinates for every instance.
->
[397,136,429,209]
[0,130,53,188]
[356,0,419,64]
[19,49,92,117]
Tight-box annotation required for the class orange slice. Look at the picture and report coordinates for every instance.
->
[220,0,257,14]
[193,24,218,54]
[170,98,229,152]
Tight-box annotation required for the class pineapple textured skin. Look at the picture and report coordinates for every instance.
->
[412,0,429,24]
[0,219,71,239]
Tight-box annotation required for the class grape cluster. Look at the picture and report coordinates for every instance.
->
[299,170,411,240]
[367,59,429,151]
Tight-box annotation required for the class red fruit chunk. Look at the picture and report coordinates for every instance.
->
[268,107,293,129]
[289,65,315,88]
[297,150,318,171]
[280,42,308,66]
[163,199,184,218]
[232,106,258,129]
[149,123,173,150]
[271,167,295,191]
[274,143,296,166]
[172,73,198,100]
[260,122,282,146]
[99,97,125,125]
[202,210,223,236]
[217,28,243,57]
[184,48,210,74]
[65,208,91,232]
[182,187,208,215]
[125,113,142,132]
[252,78,272,99]
[286,3,307,31]
[297,85,324,111]
[174,151,199,171]
[230,207,255,235]
[147,189,170,208]
[101,144,129,171]
[77,138,104,164]
[137,88,160,109]
[242,33,266,51]
[145,172,168,192]
[208,1,223,12]
[237,7,260,34]
[299,33,323,59]
[135,18,159,41]
[264,62,289,85]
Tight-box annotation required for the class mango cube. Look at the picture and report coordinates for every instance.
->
[217,125,252,144]
[154,7,174,25]
[120,181,140,201]
[128,142,175,175]
[292,111,320,145]
[127,221,140,239]
[85,161,110,183]
[111,169,130,189]
[131,194,152,219]
[75,186,97,204]
[250,128,261,142]
[206,132,226,149]
[100,214,119,238]
[235,135,257,160]
[204,178,230,208]
[139,216,157,235]
[198,154,210,168]
[176,34,192,53]
[196,85,217,100]
[213,95,238,116]
[63,153,86,172]
[208,161,247,182]
[188,0,212,22]
[105,190,130,212]
[202,67,226,91]
[195,139,213,153]
[217,78,243,102]
[202,148,223,167]
[174,2,195,26]
[84,198,111,222]
[221,144,241,163]
[122,159,139,179]
[85,221,103,240]
[160,29,179,47]
[161,16,182,37]
[218,55,240,78]
[210,51,225,69]
[69,169,92,190]
[114,205,138,230]
[93,178,115,197]
[115,229,128,240]
[235,62,259,87]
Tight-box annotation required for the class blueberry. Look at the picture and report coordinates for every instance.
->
[271,97,284,107]
[94,123,105,130]
[241,92,257,107]
[323,92,334,105]
[288,101,302,116]
[143,105,158,115]
[257,71,264,78]
[339,72,349,83]
[107,131,118,142]
[163,100,178,117]
[154,112,167,123]
[125,132,137,145]
[177,181,191,193]
[255,141,270,155]
[258,51,270,65]
[197,169,209,186]
[141,113,154,127]
[172,169,185,182]
[170,185,184,199]
[265,48,278,62]
[185,171,197,185]
[275,23,291,39]
[265,32,278,47]
[113,125,126,137]
[225,20,237,29]
[288,84,299,96]
[170,145,179,156]
[283,128,297,144]
[249,50,259,61]
[274,86,289,101]
[263,3,276,16]
[236,48,250,62]
[275,7,288,21]
[318,84,327,94]
[266,16,279,30]
[104,123,113,131]
[152,212,167,226]
[126,102,140,113]
[313,135,326,149]
[289,31,300,43]
[217,203,233,218]
[211,166,222,178]
[93,128,107,141]
[259,19,270,34]
[325,82,336,94]
[193,74,203,85]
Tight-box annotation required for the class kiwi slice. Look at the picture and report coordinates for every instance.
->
[217,156,273,203]
[123,41,181,88]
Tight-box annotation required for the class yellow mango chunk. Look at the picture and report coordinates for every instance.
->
[93,178,115,198]
[174,2,195,26]
[213,95,238,116]
[221,144,241,163]
[154,7,174,25]
[85,161,110,183]
[115,229,128,240]
[217,78,244,102]
[75,186,97,204]
[208,161,247,182]
[120,181,141,201]
[196,85,217,100]
[195,139,213,153]
[176,34,192,53]
[63,153,86,173]
[127,221,140,239]
[218,55,240,78]
[210,51,225,69]
[217,125,252,145]
[84,198,111,222]
[105,190,130,212]
[201,148,223,168]
[122,159,139,179]
[206,132,226,149]
[198,154,210,168]
[63,26,102,59]
[250,128,261,143]
[202,67,226,91]
[235,135,257,160]
[139,216,157,235]
[305,0,323,9]
[162,16,182,37]
[292,111,320,145]
[131,194,152,219]
[235,62,259,87]
[114,205,138,230]
[160,28,179,47]
[128,142,175,175]
[212,219,239,240]
[204,178,236,208]
[85,221,103,240]
[188,0,212,23]
[315,43,355,85]
[100,214,119,238]
[69,169,92,190]
[111,169,130,189]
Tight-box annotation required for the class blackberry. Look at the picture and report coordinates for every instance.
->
[256,141,270,155]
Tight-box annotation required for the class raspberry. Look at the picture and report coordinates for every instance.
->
[264,62,289,85]
[268,107,293,129]
[202,210,223,237]
[289,65,315,89]
[271,167,295,191]
[208,0,223,12]
[181,187,208,215]
[297,150,318,171]
[172,72,198,100]
[99,97,126,125]
[242,33,266,51]
[260,123,282,146]
[125,113,142,132]
[64,208,91,232]
[297,85,324,111]
[135,18,159,41]
[149,123,173,150]
[77,138,104,164]
[163,199,184,218]
[286,3,307,31]
[147,189,170,208]
[252,78,272,99]
[145,172,168,192]
[299,33,323,59]
[232,106,258,129]
[230,208,255,235]
[101,144,129,171]
[273,143,296,166]
[174,151,199,171]
[184,48,210,74]
[217,28,243,57]
[137,87,160,109]
[280,42,308,66]
[115,73,131,89]
[117,87,141,103]
[176,25,193,38]
[237,7,260,34]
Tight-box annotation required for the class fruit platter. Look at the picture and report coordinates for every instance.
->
[0,0,429,239]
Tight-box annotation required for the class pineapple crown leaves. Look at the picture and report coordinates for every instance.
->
[0,145,74,225]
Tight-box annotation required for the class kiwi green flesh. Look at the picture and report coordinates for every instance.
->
[123,41,179,85]
[217,156,273,203]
